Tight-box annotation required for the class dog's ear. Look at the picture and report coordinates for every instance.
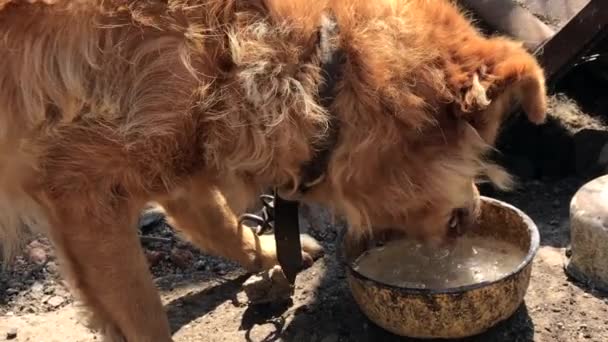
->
[490,48,547,124]
[451,38,548,125]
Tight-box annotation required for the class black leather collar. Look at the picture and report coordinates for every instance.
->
[274,13,345,285]
[239,13,345,287]
[297,12,345,194]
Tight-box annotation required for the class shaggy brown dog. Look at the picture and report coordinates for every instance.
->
[0,0,546,340]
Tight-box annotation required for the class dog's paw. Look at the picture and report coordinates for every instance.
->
[255,233,324,271]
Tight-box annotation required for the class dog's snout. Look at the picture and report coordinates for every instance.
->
[448,207,472,237]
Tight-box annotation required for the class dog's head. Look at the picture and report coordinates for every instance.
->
[226,2,546,243]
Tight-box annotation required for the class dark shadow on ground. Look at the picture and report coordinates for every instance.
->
[563,267,608,302]
[164,273,249,334]
[240,301,292,342]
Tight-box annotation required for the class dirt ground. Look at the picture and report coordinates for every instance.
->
[2,2,608,340]
[1,177,608,342]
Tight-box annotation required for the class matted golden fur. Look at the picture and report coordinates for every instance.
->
[0,0,546,340]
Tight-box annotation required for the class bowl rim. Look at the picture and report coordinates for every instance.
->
[344,196,540,295]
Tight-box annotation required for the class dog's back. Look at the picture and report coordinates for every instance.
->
[0,1,98,260]
[0,0,211,260]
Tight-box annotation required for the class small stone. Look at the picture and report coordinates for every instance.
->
[170,248,193,269]
[7,280,23,288]
[549,219,559,226]
[242,265,293,304]
[54,285,69,297]
[175,240,190,249]
[27,247,48,265]
[43,286,55,295]
[193,260,206,270]
[145,250,166,267]
[29,290,43,300]
[214,263,228,275]
[557,322,564,329]
[31,282,44,293]
[6,288,19,295]
[6,328,17,340]
[45,261,59,274]
[160,229,173,238]
[47,295,65,307]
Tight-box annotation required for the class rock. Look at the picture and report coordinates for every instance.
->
[242,265,294,304]
[193,260,206,270]
[27,247,48,265]
[213,262,228,275]
[145,250,166,267]
[7,280,22,288]
[47,295,65,308]
[5,327,17,340]
[566,175,608,291]
[160,228,174,238]
[27,239,46,250]
[29,290,43,300]
[31,282,44,293]
[169,248,193,269]
[175,240,190,249]
[45,261,59,274]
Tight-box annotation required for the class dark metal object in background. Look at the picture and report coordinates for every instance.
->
[534,0,608,86]
[460,0,555,51]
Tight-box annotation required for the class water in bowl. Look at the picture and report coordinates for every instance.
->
[353,235,526,289]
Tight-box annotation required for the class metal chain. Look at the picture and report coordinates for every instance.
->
[237,194,276,235]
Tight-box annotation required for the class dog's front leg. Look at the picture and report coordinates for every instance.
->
[158,180,323,272]
[44,194,172,342]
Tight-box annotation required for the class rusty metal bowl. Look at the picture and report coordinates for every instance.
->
[342,197,540,339]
